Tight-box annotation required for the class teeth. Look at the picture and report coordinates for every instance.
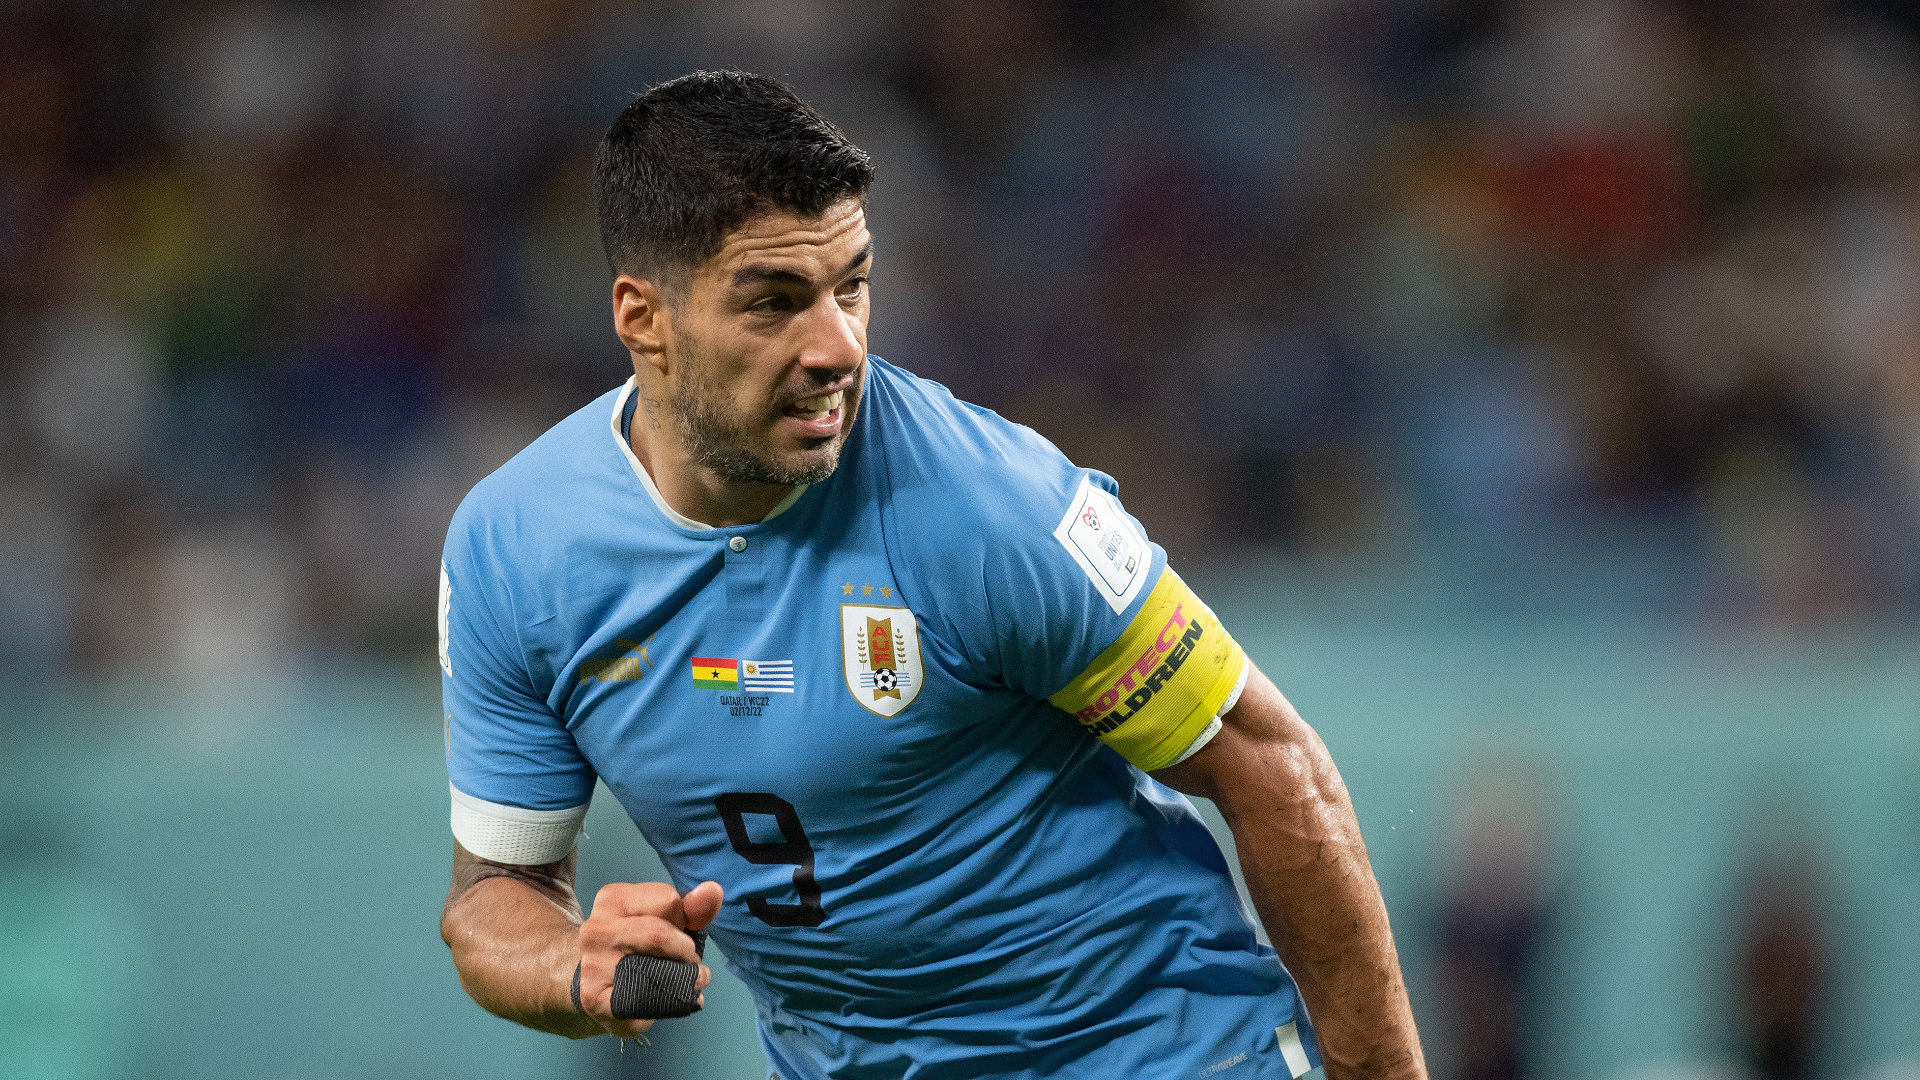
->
[793,389,844,415]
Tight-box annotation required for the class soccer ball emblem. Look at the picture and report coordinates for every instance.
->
[873,668,897,691]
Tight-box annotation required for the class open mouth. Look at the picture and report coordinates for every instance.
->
[781,388,846,436]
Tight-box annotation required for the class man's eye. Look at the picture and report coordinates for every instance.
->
[751,295,793,313]
[836,277,868,298]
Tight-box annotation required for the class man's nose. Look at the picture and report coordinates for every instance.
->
[796,296,865,374]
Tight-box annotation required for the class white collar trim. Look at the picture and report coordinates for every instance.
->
[609,376,807,531]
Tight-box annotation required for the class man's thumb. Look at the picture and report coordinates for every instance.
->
[682,880,724,931]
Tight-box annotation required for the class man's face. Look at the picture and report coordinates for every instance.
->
[660,199,872,486]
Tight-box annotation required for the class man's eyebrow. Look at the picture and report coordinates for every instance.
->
[731,265,809,289]
[843,241,875,276]
[728,242,874,291]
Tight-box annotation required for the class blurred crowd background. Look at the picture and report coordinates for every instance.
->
[6,0,1920,686]
[2,1,1918,1079]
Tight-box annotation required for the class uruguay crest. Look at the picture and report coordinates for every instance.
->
[840,604,924,716]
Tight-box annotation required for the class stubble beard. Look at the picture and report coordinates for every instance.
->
[668,338,851,488]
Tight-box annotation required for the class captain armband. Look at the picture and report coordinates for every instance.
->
[1048,568,1248,772]
[449,783,588,865]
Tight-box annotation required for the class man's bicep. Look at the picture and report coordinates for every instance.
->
[444,839,582,933]
[448,839,580,908]
[1151,664,1348,839]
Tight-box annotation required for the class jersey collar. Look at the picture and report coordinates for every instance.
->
[608,376,808,531]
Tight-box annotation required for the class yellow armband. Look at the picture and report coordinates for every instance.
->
[1048,568,1247,771]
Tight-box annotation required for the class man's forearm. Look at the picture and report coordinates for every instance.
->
[1221,760,1422,1078]
[441,842,602,1038]
[1156,670,1425,1080]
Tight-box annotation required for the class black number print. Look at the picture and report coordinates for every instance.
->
[714,792,827,927]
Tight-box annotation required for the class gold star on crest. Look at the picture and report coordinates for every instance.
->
[842,582,854,595]
[881,586,892,598]
[862,584,873,596]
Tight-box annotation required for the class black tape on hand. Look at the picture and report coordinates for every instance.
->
[609,930,708,1021]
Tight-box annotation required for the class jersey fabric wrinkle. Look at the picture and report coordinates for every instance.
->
[440,355,1320,1080]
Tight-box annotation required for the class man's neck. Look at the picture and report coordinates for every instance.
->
[625,387,794,528]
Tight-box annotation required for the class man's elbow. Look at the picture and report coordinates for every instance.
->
[440,902,463,954]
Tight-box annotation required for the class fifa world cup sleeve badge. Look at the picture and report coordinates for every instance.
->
[840,604,925,716]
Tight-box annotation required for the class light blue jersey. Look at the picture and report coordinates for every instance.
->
[441,356,1320,1080]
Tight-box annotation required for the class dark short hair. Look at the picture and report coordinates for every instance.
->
[593,71,875,288]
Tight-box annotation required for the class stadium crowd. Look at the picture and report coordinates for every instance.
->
[4,0,1919,683]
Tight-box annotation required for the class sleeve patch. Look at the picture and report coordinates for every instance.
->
[1047,568,1247,772]
[1053,476,1151,614]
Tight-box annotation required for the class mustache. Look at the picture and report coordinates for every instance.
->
[775,376,857,407]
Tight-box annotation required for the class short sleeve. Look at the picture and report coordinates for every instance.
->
[991,473,1248,771]
[871,370,1247,772]
[441,520,596,862]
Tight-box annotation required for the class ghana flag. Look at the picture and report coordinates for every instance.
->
[691,656,739,689]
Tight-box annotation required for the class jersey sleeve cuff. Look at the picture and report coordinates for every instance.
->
[449,783,589,865]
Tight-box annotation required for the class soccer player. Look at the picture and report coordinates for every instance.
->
[439,71,1425,1080]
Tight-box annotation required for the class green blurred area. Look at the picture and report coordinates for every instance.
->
[1,602,1916,1080]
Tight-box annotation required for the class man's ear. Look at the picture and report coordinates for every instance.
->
[613,275,672,374]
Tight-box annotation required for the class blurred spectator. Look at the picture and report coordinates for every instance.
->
[1435,767,1555,1080]
[3,0,1919,687]
[1735,858,1830,1080]
[0,441,76,686]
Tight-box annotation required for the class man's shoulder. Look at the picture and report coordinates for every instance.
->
[861,357,1122,587]
[862,357,1082,509]
[447,382,633,554]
